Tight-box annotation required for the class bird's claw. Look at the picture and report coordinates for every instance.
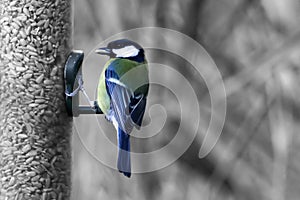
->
[93,101,102,114]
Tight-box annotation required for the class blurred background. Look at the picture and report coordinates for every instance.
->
[72,0,300,199]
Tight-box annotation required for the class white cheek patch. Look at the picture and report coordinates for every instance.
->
[112,45,139,58]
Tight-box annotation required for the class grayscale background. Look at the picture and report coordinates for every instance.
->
[72,0,300,199]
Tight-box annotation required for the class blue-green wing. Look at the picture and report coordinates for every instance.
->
[105,61,147,132]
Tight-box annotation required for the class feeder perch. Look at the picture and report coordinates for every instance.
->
[64,50,103,116]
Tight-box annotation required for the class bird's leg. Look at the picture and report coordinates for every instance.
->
[93,101,102,114]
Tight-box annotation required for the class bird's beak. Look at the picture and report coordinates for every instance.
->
[95,47,111,55]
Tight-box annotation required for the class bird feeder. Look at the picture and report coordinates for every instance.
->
[0,1,73,199]
[64,50,103,116]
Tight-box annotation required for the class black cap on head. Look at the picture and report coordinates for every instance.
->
[95,39,144,60]
[107,39,143,51]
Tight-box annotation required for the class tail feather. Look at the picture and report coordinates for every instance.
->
[117,127,131,178]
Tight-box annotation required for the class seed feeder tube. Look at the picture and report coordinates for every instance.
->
[0,0,73,199]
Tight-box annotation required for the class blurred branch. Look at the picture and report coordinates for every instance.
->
[165,117,233,193]
[86,0,103,35]
[203,0,254,49]
[118,0,142,29]
[155,0,204,39]
[164,93,271,199]
[208,94,271,199]
[266,70,293,200]
[182,0,204,40]
[224,29,300,97]
[155,0,168,28]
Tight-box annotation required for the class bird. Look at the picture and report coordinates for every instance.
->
[95,39,149,178]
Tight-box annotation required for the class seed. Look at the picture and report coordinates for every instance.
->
[13,18,22,26]
[3,150,12,156]
[37,20,45,27]
[32,84,41,89]
[31,161,40,166]
[45,177,51,188]
[14,53,24,60]
[26,171,36,177]
[44,20,49,29]
[12,28,19,36]
[25,157,34,164]
[24,56,30,62]
[36,7,44,15]
[8,177,15,187]
[17,134,28,139]
[16,14,27,22]
[31,28,39,35]
[0,16,9,23]
[19,39,26,46]
[25,26,31,35]
[35,99,45,103]
[23,73,32,79]
[22,144,31,153]
[16,173,25,180]
[29,103,39,108]
[58,192,63,200]
[22,7,29,16]
[19,30,27,39]
[32,182,42,188]
[50,67,58,76]
[38,105,48,110]
[28,51,38,57]
[3,168,12,174]
[31,175,40,182]
[12,21,20,29]
[25,124,32,134]
[40,161,50,168]
[26,151,37,157]
[43,79,54,85]
[11,37,17,43]
[54,84,63,90]
[16,66,26,72]
[3,25,11,33]
[26,45,36,52]
[50,156,57,167]
[50,191,57,199]
[35,74,44,83]
[10,0,18,7]
[23,113,31,120]
[27,4,34,11]
[1,141,12,147]
[42,192,47,200]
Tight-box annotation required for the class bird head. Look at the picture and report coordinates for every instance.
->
[95,39,144,60]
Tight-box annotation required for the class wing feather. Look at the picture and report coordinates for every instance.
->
[105,62,147,133]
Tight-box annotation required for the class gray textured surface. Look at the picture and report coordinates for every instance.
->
[0,0,72,199]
